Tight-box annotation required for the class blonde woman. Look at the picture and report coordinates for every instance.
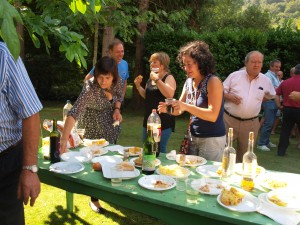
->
[134,52,176,154]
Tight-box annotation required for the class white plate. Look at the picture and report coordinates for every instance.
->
[260,172,290,190]
[138,175,176,191]
[60,151,90,163]
[80,146,108,157]
[102,163,140,179]
[104,145,124,152]
[91,155,123,165]
[196,164,221,178]
[156,165,191,178]
[83,139,109,147]
[49,162,85,174]
[176,155,207,167]
[266,190,300,210]
[217,190,260,212]
[130,157,161,168]
[191,178,228,195]
[234,163,265,177]
[118,146,143,156]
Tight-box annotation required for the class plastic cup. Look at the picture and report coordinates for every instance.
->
[185,178,199,204]
[176,177,187,191]
[110,166,123,187]
[165,98,176,114]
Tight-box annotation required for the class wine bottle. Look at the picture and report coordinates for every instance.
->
[147,109,161,157]
[50,119,61,163]
[142,124,156,175]
[221,128,236,178]
[241,132,257,191]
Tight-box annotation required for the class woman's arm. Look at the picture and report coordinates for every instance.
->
[134,75,146,99]
[156,75,176,98]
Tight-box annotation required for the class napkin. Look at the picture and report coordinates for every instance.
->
[104,145,124,152]
[257,193,300,225]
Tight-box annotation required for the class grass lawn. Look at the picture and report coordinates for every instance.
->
[25,100,300,225]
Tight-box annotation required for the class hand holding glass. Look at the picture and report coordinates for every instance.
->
[165,98,176,114]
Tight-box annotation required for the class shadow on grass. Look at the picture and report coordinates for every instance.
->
[44,205,144,225]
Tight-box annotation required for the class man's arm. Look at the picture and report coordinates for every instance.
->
[289,91,300,102]
[18,112,41,206]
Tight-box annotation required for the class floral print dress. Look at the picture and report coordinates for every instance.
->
[68,77,122,144]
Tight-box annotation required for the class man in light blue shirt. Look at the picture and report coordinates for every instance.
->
[85,39,129,102]
[258,59,281,151]
[0,40,43,225]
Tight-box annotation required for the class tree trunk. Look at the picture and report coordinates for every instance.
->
[102,26,114,57]
[92,21,99,65]
[132,0,149,110]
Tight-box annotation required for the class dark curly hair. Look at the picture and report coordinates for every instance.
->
[177,40,215,77]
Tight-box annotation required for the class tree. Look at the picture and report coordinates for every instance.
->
[0,0,101,68]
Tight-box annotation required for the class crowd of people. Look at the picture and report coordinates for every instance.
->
[1,36,300,225]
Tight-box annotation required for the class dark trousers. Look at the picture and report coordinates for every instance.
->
[0,141,24,225]
[277,107,300,156]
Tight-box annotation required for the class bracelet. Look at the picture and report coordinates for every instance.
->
[114,107,121,111]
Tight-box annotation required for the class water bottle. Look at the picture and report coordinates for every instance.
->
[63,100,73,122]
[147,109,161,157]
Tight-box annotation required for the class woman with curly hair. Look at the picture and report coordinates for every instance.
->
[158,40,226,161]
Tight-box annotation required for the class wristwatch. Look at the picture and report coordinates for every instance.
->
[22,165,38,173]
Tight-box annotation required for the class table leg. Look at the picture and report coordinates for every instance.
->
[66,191,74,213]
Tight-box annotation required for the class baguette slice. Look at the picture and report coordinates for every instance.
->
[116,162,135,171]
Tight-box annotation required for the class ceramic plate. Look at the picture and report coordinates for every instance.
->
[176,155,207,167]
[102,163,140,179]
[118,146,142,156]
[217,189,260,212]
[91,155,123,165]
[80,146,108,157]
[138,175,176,191]
[103,145,124,152]
[191,178,228,195]
[49,162,84,174]
[130,157,161,168]
[196,164,221,178]
[266,190,300,210]
[60,151,90,163]
[156,165,190,178]
[260,172,290,190]
[234,163,265,177]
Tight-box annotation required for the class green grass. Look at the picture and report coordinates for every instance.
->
[25,101,300,225]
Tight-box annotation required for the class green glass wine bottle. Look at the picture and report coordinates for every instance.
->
[142,124,156,175]
[50,119,61,163]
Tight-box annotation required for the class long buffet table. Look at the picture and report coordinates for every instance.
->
[38,147,299,225]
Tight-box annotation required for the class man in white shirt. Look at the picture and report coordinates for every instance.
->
[223,51,275,162]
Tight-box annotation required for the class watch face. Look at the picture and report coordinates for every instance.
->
[32,166,38,173]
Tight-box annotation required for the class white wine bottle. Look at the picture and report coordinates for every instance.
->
[221,128,236,178]
[241,132,257,191]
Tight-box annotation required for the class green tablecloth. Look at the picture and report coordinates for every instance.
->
[38,147,286,225]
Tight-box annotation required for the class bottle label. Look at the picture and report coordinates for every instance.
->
[142,155,156,171]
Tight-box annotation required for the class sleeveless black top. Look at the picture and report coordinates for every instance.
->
[143,74,175,131]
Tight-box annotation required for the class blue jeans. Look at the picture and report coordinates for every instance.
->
[142,127,172,153]
[258,100,277,146]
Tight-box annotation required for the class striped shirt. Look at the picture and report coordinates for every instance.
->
[0,42,43,152]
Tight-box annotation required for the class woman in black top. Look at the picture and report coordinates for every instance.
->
[134,52,176,153]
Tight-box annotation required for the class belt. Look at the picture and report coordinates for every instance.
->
[0,140,22,157]
[224,110,258,121]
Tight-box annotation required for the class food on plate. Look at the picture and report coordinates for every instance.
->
[264,179,287,189]
[128,147,142,155]
[92,138,107,145]
[185,157,203,166]
[154,180,170,188]
[134,155,143,166]
[158,164,189,177]
[268,195,287,207]
[216,166,222,175]
[92,162,102,171]
[91,148,103,156]
[199,184,210,192]
[116,162,135,171]
[220,187,245,206]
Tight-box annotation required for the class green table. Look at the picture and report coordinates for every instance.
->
[38,149,283,225]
